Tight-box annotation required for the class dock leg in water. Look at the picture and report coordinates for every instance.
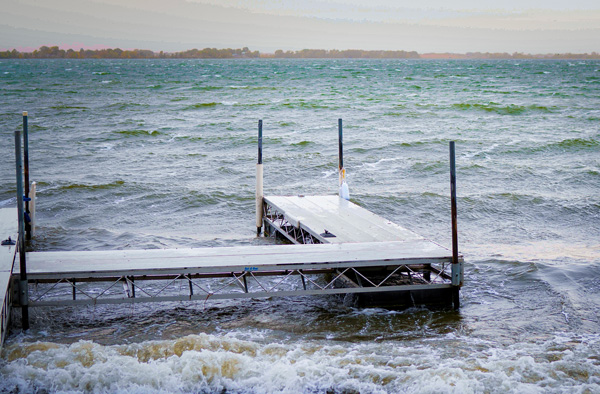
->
[449,141,461,310]
[256,120,263,236]
[452,287,460,310]
[14,125,29,329]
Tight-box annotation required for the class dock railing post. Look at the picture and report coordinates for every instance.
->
[14,125,29,329]
[23,111,32,240]
[449,141,462,310]
[256,120,263,236]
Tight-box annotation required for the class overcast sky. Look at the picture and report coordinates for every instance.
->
[2,0,599,53]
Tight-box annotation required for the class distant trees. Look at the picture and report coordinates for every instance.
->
[175,47,259,59]
[1,46,599,60]
[0,46,261,59]
[272,49,420,59]
[460,52,600,60]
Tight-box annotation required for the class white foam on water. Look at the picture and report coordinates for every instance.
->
[2,332,599,394]
[468,241,600,263]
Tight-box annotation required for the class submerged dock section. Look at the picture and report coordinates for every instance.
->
[262,195,460,307]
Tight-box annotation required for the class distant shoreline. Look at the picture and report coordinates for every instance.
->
[2,46,599,60]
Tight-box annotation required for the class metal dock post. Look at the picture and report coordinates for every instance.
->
[449,141,462,309]
[256,120,263,236]
[338,118,343,185]
[23,112,32,240]
[14,125,29,329]
[338,119,349,200]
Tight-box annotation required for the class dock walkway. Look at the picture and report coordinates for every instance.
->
[15,196,458,309]
[0,208,18,347]
[22,239,453,307]
[263,195,425,244]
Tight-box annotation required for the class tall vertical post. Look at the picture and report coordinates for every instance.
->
[449,141,461,310]
[338,118,343,187]
[256,120,264,236]
[14,127,29,329]
[338,119,350,200]
[23,111,31,240]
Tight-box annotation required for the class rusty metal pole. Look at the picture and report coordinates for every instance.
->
[23,112,31,240]
[338,118,350,200]
[256,120,264,236]
[14,126,29,329]
[449,141,461,310]
[338,118,343,180]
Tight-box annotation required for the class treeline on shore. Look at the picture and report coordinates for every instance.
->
[0,46,260,59]
[423,52,600,60]
[272,49,419,59]
[1,46,419,59]
[2,46,600,60]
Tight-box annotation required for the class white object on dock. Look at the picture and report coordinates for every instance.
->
[339,181,349,200]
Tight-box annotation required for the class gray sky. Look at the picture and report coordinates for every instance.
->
[2,0,599,53]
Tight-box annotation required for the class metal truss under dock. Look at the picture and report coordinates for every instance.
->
[21,238,456,307]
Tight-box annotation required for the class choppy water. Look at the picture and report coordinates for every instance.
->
[0,59,599,393]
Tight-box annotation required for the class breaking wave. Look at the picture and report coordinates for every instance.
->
[2,333,599,394]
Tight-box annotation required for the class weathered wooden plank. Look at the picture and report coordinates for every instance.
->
[297,196,421,242]
[305,196,423,241]
[265,195,376,243]
[264,195,424,243]
[23,240,453,279]
[283,196,393,242]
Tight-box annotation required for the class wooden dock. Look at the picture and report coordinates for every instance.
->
[21,238,454,306]
[1,116,463,349]
[14,195,460,310]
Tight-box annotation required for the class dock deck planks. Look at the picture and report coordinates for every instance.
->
[23,240,452,280]
[0,208,18,347]
[264,195,425,243]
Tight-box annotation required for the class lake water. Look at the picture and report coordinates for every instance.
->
[0,59,599,393]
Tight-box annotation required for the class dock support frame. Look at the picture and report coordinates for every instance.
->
[24,263,454,308]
